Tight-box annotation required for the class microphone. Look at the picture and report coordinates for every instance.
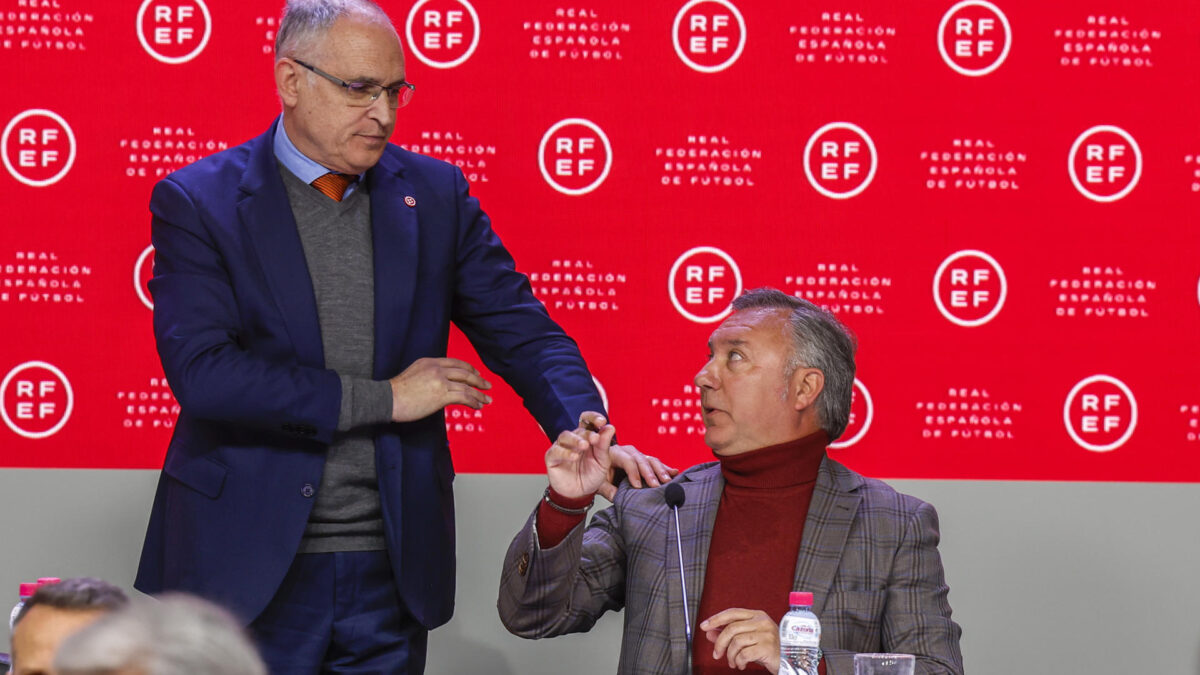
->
[664,483,692,674]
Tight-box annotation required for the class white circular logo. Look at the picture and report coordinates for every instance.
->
[405,0,481,69]
[1067,125,1142,203]
[135,245,155,310]
[1063,375,1137,452]
[803,122,878,199]
[1,361,74,439]
[538,118,613,196]
[672,0,746,73]
[2,109,77,187]
[829,378,873,449]
[933,250,1007,327]
[137,0,212,64]
[668,246,743,323]
[938,0,1012,76]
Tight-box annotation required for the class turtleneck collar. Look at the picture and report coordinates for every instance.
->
[715,429,828,490]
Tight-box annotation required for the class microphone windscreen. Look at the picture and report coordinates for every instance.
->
[664,482,685,508]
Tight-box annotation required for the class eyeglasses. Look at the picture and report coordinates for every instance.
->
[293,58,415,109]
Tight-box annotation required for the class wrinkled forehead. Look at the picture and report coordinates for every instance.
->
[707,308,790,350]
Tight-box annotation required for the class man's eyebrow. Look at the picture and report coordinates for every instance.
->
[346,74,400,86]
[349,75,407,87]
[709,336,748,350]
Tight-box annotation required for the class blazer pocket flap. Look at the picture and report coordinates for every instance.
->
[163,453,228,499]
[822,590,887,644]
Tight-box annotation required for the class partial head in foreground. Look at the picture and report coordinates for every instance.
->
[10,577,129,675]
[54,593,267,675]
[274,0,409,175]
[695,288,856,455]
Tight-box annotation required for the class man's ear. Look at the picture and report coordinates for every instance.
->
[275,58,301,107]
[792,368,825,413]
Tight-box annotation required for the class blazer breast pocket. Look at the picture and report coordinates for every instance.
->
[822,590,886,653]
[163,451,228,500]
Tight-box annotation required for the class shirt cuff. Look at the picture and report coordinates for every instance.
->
[534,487,593,548]
[337,375,394,431]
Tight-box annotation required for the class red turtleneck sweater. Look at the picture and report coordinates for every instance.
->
[693,431,827,674]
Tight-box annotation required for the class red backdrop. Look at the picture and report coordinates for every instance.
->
[2,0,1198,481]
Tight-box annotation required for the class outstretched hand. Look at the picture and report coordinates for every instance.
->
[601,443,678,501]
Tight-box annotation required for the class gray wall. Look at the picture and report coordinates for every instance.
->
[2,470,1198,674]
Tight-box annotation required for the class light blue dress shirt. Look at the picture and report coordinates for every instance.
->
[272,117,363,199]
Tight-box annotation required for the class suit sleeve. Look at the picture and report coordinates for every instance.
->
[824,502,964,675]
[498,497,627,637]
[446,168,605,439]
[149,176,343,444]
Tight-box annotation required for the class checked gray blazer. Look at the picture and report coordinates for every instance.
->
[498,455,963,675]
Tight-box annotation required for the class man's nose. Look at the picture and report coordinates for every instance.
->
[366,94,394,126]
[694,362,716,389]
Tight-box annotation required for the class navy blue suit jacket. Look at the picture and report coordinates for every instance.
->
[134,122,604,629]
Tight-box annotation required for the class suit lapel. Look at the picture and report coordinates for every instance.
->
[665,465,722,673]
[239,124,324,368]
[793,456,863,617]
[366,151,420,380]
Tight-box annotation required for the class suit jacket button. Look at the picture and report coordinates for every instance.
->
[518,552,529,576]
[301,484,315,498]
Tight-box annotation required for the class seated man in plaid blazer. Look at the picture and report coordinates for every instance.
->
[499,288,964,675]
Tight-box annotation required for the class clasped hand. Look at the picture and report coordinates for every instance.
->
[546,411,677,501]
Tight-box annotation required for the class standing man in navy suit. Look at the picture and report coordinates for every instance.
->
[134,0,672,671]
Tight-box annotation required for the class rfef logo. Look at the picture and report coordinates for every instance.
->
[933,250,1007,326]
[938,0,1011,76]
[1068,125,1141,202]
[672,0,746,73]
[1063,375,1137,452]
[803,122,877,199]
[538,119,612,196]
[1,361,74,439]
[406,0,480,69]
[668,246,742,323]
[2,110,76,187]
[135,245,155,310]
[829,379,873,449]
[137,0,212,64]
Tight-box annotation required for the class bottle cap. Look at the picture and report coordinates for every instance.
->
[19,583,39,597]
[36,578,61,586]
[789,591,814,606]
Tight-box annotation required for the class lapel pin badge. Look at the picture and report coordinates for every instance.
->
[404,195,417,207]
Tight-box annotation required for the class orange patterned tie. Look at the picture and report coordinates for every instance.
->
[311,172,356,202]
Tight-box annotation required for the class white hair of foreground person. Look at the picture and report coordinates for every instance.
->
[54,593,267,675]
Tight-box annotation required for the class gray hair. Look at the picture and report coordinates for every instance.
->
[53,593,267,675]
[274,0,394,59]
[731,288,857,440]
[13,577,129,626]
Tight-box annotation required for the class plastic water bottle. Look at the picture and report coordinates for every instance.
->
[9,583,38,631]
[779,591,821,675]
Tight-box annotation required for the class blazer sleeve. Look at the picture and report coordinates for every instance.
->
[150,176,342,443]
[445,167,605,439]
[823,501,964,675]
[498,498,627,637]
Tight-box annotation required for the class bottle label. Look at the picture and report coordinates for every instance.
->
[779,614,821,648]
